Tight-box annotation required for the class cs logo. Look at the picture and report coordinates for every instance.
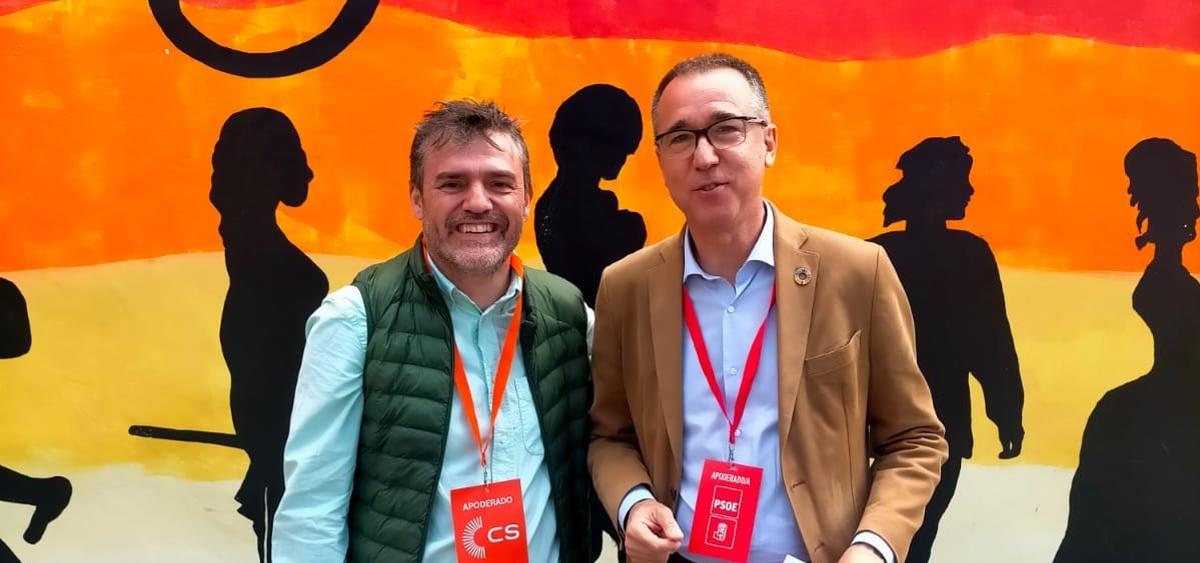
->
[489,524,522,542]
[459,517,523,559]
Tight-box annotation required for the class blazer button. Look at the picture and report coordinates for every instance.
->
[669,488,679,502]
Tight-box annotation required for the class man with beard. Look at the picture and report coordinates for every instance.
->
[273,100,599,563]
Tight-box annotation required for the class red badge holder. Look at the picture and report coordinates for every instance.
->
[451,478,529,563]
[688,459,763,561]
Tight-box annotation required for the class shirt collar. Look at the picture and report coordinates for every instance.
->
[683,202,776,282]
[426,251,523,313]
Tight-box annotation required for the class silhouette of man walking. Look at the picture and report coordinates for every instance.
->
[869,137,1024,563]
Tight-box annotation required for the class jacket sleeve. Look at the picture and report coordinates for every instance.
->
[587,272,655,531]
[857,247,949,561]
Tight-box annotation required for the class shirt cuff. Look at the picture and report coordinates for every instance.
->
[852,531,896,563]
[617,485,656,532]
[585,304,595,358]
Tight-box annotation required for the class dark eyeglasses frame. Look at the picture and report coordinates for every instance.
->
[653,116,768,156]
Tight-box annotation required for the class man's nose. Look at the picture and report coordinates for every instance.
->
[692,135,719,170]
[461,181,494,214]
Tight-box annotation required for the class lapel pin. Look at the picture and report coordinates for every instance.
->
[793,267,812,286]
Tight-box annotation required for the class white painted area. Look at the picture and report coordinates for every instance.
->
[931,463,1073,563]
[0,463,1071,562]
[0,465,253,563]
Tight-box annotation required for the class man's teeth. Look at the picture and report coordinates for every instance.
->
[458,224,496,233]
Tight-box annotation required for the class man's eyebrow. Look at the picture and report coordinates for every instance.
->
[662,118,692,133]
[432,170,519,182]
[661,110,741,134]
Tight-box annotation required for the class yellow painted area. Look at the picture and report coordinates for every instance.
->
[0,253,1160,479]
[0,254,375,480]
[967,268,1152,468]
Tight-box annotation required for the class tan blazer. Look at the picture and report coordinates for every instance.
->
[588,206,948,563]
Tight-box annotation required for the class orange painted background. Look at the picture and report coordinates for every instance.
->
[2,0,1198,273]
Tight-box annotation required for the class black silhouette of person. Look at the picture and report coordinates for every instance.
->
[868,137,1024,563]
[1056,139,1200,563]
[0,278,72,563]
[211,108,328,562]
[535,84,646,306]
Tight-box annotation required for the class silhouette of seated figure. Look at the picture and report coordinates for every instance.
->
[211,108,328,562]
[1057,139,1200,563]
[868,137,1024,563]
[535,84,646,307]
[0,278,72,563]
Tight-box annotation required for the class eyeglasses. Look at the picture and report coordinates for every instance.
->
[654,116,768,159]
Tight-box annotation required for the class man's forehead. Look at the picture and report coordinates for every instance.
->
[655,69,756,128]
[658,104,744,132]
[420,138,523,191]
[426,133,522,169]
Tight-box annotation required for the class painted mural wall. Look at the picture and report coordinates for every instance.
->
[1,1,1197,561]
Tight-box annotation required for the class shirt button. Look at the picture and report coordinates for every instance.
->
[728,367,738,375]
[735,429,743,437]
[726,306,736,313]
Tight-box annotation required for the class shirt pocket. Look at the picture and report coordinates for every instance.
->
[513,374,546,457]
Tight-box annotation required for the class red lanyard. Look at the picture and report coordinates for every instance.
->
[433,254,525,478]
[682,284,776,461]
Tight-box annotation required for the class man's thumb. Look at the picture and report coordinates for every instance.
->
[658,510,683,541]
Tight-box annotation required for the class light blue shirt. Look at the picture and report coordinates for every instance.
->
[617,205,896,563]
[272,258,559,563]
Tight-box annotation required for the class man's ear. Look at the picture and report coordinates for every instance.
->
[522,180,532,221]
[763,123,778,168]
[410,183,425,221]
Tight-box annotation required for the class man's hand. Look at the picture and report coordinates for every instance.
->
[837,543,885,563]
[623,499,682,563]
[998,424,1024,459]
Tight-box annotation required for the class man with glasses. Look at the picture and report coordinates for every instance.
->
[589,54,947,563]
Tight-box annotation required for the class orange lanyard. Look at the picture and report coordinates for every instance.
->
[436,254,525,479]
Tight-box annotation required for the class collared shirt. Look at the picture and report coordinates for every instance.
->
[272,258,559,563]
[617,204,896,563]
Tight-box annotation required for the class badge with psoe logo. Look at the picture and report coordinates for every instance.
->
[687,459,763,561]
[451,478,528,563]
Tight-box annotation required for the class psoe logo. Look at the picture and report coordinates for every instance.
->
[713,498,740,513]
[460,517,523,559]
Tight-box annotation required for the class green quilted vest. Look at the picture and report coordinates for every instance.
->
[346,239,598,563]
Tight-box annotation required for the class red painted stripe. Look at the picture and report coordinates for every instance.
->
[387,0,1199,59]
[0,0,52,14]
[3,0,1198,59]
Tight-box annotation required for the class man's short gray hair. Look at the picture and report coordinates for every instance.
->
[651,53,771,125]
[409,100,531,191]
